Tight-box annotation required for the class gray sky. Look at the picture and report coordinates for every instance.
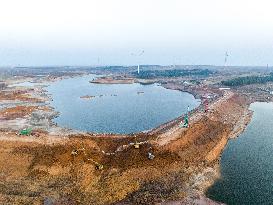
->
[0,0,273,66]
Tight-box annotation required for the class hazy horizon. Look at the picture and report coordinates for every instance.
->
[1,0,273,67]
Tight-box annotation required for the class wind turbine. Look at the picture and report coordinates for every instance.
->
[131,50,144,74]
[97,57,100,65]
[224,51,229,67]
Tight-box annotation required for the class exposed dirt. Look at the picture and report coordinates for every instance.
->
[0,89,42,103]
[0,75,254,205]
[0,105,38,120]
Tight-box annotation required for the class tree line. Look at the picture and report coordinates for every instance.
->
[221,73,273,86]
[133,69,213,79]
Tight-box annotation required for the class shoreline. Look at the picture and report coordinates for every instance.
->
[0,73,256,204]
[40,74,204,136]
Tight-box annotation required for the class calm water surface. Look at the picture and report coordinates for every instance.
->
[207,102,273,205]
[46,75,200,134]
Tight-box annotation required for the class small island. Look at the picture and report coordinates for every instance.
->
[90,76,135,84]
[80,95,95,100]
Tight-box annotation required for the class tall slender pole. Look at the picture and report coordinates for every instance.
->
[131,50,144,74]
[224,51,229,67]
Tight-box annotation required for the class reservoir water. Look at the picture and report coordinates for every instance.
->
[46,75,200,134]
[206,102,273,205]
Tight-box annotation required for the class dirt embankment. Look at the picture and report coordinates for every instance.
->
[0,75,251,205]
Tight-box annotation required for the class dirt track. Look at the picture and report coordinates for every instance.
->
[0,78,251,204]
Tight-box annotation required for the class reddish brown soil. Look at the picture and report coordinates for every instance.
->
[0,105,38,120]
[0,84,250,204]
[0,90,41,102]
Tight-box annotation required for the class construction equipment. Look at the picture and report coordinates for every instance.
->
[19,128,32,136]
[183,114,189,127]
[133,136,140,149]
[95,162,104,170]
[87,158,104,170]
[71,148,85,156]
[134,142,140,149]
[179,105,190,128]
[181,114,189,128]
[71,150,79,156]
[147,152,155,160]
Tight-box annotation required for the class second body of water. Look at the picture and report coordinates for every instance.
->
[207,102,273,205]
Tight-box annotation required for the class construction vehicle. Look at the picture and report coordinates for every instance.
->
[147,152,155,160]
[181,114,189,128]
[19,128,32,136]
[87,158,104,170]
[71,148,86,156]
[133,136,140,149]
[134,142,140,149]
[94,162,104,170]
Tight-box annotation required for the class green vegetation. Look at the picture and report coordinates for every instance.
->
[133,69,213,79]
[222,73,273,86]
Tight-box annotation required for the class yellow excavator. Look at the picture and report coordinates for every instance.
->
[133,136,140,149]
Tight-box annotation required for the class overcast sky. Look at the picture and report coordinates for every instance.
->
[0,0,273,66]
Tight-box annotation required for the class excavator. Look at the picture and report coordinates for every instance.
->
[19,128,32,136]
[133,136,155,160]
[180,114,189,128]
[133,136,141,149]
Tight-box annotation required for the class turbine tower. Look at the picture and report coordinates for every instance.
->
[224,51,229,67]
[96,57,101,67]
[131,50,144,74]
